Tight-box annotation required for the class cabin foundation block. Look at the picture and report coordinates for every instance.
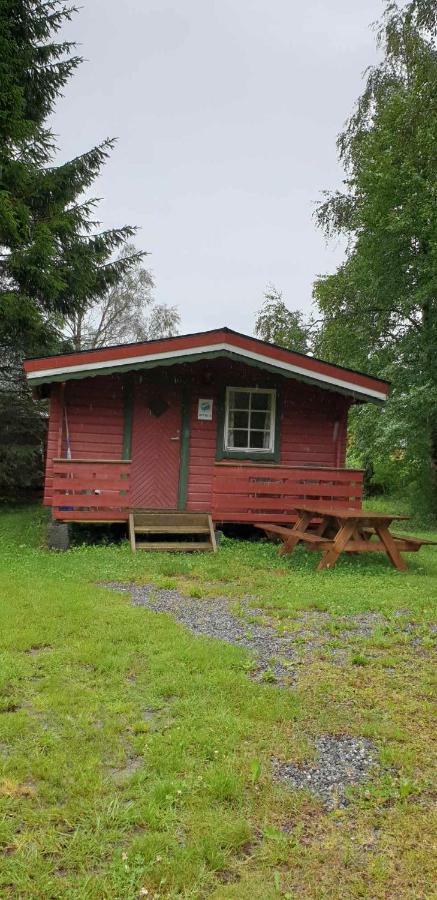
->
[47,520,70,551]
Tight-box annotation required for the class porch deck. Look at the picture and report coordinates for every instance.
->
[50,459,364,524]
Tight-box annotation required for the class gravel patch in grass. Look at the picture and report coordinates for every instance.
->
[106,582,298,683]
[296,610,385,640]
[108,755,143,784]
[105,584,434,690]
[273,735,377,809]
[24,643,53,655]
[286,610,435,647]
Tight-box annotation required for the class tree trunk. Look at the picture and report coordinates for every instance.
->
[422,298,437,516]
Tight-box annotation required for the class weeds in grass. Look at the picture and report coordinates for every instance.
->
[249,760,262,785]
[186,587,203,599]
[351,652,371,666]
[261,668,277,684]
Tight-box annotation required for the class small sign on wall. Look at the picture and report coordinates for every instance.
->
[197,398,213,420]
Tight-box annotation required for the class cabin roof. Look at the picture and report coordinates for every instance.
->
[23,327,389,403]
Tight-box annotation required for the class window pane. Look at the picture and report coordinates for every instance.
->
[249,430,269,449]
[251,392,270,410]
[251,410,269,430]
[230,391,249,409]
[229,410,249,429]
[230,429,248,448]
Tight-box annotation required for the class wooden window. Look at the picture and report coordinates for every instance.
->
[224,387,276,453]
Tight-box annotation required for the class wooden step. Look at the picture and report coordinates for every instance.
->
[132,511,209,525]
[135,541,213,552]
[128,511,217,553]
[134,524,210,534]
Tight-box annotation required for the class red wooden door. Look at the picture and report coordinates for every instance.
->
[130,383,182,509]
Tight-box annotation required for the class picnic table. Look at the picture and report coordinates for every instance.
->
[256,504,436,571]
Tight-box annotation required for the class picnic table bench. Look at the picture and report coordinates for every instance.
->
[256,504,436,571]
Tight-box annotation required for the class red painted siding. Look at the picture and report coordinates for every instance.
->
[43,361,351,515]
[280,386,349,467]
[61,377,124,460]
[187,398,217,511]
[43,384,63,506]
[185,362,351,513]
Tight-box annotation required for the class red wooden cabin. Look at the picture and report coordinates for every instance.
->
[24,328,389,538]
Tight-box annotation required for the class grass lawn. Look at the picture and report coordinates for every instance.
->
[0,505,436,899]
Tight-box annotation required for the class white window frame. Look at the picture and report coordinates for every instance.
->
[224,387,276,454]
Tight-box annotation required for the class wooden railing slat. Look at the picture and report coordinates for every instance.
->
[53,458,131,464]
[212,483,362,499]
[52,479,129,491]
[213,469,364,484]
[216,495,361,511]
[53,495,130,509]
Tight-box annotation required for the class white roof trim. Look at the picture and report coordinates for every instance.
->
[26,341,387,401]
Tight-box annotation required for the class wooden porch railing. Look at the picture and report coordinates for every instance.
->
[212,463,364,523]
[51,459,364,526]
[52,459,131,521]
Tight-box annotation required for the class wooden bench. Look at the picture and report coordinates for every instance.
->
[393,534,437,547]
[258,523,334,556]
[362,529,437,552]
[259,524,332,545]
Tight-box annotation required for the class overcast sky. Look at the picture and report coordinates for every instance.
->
[52,0,382,335]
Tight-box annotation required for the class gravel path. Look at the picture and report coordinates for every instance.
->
[273,735,377,809]
[106,582,297,683]
[105,582,379,807]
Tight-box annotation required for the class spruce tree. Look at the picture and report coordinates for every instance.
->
[0,0,142,354]
[0,0,142,496]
